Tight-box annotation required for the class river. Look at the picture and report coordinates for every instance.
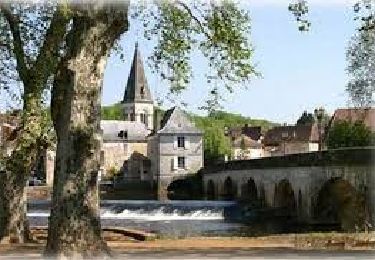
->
[28,200,330,237]
[27,200,253,237]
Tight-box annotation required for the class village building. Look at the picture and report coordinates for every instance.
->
[99,44,204,198]
[231,134,263,160]
[226,124,264,160]
[263,124,320,156]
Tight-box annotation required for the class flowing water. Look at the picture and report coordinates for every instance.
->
[28,200,251,237]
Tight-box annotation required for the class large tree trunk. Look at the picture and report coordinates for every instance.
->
[0,92,43,243]
[45,4,128,258]
[0,3,71,245]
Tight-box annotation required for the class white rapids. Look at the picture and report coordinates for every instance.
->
[27,207,225,221]
[100,207,224,221]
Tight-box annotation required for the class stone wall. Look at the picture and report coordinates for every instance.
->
[101,141,148,178]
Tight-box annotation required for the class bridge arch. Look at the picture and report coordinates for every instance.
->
[241,178,258,203]
[315,177,369,231]
[206,180,216,200]
[258,184,266,207]
[223,176,237,200]
[274,179,296,216]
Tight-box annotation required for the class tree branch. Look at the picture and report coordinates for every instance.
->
[174,0,212,40]
[0,4,29,86]
[32,6,71,90]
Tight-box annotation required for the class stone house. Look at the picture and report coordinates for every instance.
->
[100,120,151,181]
[263,124,320,156]
[99,44,204,197]
[231,134,263,160]
[226,124,264,160]
[148,107,204,198]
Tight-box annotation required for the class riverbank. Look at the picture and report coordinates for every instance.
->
[0,232,374,258]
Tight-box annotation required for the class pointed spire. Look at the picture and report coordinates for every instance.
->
[123,43,153,104]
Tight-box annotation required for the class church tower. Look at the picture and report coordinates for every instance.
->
[122,43,154,130]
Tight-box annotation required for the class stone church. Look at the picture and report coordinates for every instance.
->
[100,44,204,197]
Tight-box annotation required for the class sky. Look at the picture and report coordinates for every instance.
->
[102,1,359,124]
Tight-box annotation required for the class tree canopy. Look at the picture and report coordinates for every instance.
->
[296,111,314,125]
[327,120,374,149]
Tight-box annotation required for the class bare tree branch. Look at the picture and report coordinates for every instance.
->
[0,4,29,86]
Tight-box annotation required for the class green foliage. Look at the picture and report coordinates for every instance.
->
[288,0,310,31]
[327,120,374,149]
[197,110,276,131]
[203,126,231,163]
[191,110,276,163]
[134,0,257,111]
[346,29,375,107]
[346,1,374,107]
[101,103,123,120]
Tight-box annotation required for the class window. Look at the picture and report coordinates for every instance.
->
[177,156,185,169]
[140,86,145,96]
[130,113,135,121]
[177,136,185,148]
[140,113,148,126]
[118,130,128,139]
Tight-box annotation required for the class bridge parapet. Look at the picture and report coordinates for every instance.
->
[203,147,374,174]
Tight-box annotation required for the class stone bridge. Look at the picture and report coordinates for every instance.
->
[202,148,375,229]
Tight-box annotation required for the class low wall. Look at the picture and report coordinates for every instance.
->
[203,147,374,174]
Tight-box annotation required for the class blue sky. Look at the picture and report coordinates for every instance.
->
[103,1,358,124]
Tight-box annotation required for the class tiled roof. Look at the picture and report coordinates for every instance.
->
[264,124,319,146]
[232,134,262,149]
[122,43,153,104]
[330,108,375,131]
[157,107,202,134]
[100,120,150,142]
[227,125,262,140]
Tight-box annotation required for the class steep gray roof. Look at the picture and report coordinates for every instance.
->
[157,107,202,135]
[122,43,153,104]
[100,120,150,142]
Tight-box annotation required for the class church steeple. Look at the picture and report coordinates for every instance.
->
[122,43,154,131]
[123,43,153,104]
